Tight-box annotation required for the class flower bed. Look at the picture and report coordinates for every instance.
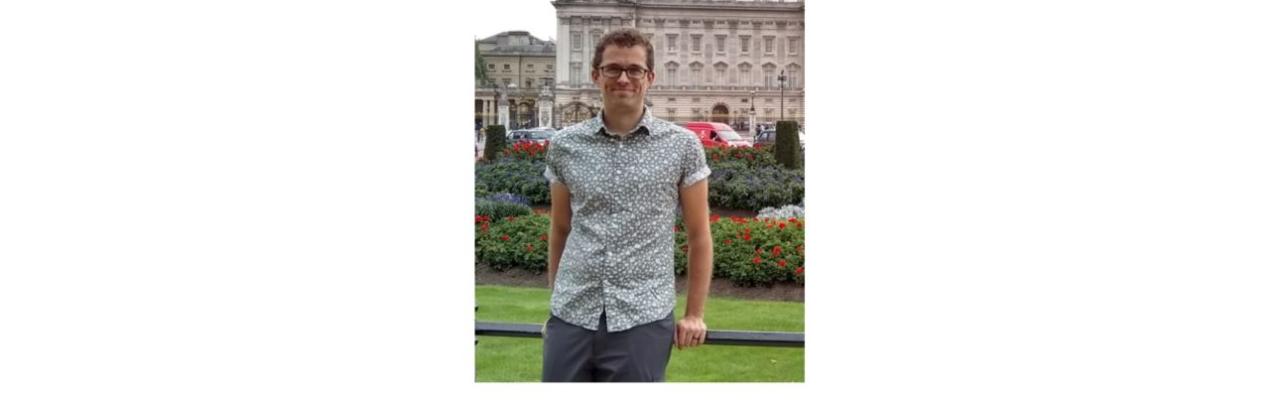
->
[476,213,804,286]
[475,213,551,272]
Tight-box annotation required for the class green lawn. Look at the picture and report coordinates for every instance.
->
[475,284,804,382]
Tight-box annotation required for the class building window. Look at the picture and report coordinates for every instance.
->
[503,64,510,70]
[666,63,678,85]
[526,79,533,88]
[572,32,582,50]
[667,108,676,119]
[689,63,703,86]
[667,34,678,52]
[546,64,553,71]
[788,37,799,55]
[714,63,727,86]
[715,35,725,53]
[739,35,750,53]
[764,37,774,54]
[762,63,777,90]
[570,62,582,86]
[667,97,677,102]
[692,97,701,103]
[691,35,702,52]
[738,63,752,86]
[488,63,495,69]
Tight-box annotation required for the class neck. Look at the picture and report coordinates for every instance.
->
[602,104,644,135]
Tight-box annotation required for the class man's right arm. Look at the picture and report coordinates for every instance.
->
[547,181,572,289]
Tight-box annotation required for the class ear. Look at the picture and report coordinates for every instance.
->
[590,68,601,85]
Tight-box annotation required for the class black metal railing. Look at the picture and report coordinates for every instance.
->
[475,321,804,348]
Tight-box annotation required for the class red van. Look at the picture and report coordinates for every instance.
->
[681,121,753,148]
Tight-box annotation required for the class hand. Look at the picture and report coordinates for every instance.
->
[674,316,707,350]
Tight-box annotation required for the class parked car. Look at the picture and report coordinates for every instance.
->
[753,129,806,151]
[682,121,753,148]
[507,128,554,146]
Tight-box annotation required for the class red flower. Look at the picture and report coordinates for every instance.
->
[744,228,751,235]
[525,244,534,252]
[500,235,509,241]
[746,153,754,160]
[742,233,751,241]
[795,267,804,275]
[722,239,733,245]
[796,244,804,254]
[674,225,680,232]
[505,216,515,222]
[788,217,798,223]
[539,234,547,241]
[772,245,782,257]
[481,222,489,232]
[475,215,489,223]
[755,248,762,255]
[710,214,720,222]
[777,259,787,267]
[778,222,787,229]
[752,256,762,265]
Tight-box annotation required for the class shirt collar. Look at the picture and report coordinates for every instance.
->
[592,106,654,139]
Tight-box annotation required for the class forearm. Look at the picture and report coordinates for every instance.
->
[683,234,713,318]
[547,226,569,288]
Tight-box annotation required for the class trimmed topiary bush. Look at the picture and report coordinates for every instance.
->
[773,121,801,170]
[483,125,507,161]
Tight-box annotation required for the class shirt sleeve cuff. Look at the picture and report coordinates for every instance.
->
[544,166,561,184]
[680,165,711,188]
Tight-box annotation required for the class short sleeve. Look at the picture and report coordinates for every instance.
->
[543,139,563,185]
[678,134,711,188]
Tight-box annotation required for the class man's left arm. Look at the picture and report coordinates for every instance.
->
[676,179,712,350]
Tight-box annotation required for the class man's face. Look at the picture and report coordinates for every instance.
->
[592,45,653,110]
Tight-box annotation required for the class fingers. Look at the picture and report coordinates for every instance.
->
[673,322,707,350]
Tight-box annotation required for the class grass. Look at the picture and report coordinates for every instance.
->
[475,284,804,382]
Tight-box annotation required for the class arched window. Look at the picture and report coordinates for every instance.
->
[786,64,802,88]
[762,63,777,90]
[738,62,753,87]
[714,62,728,86]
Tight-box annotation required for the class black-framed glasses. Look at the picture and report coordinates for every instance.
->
[598,65,649,79]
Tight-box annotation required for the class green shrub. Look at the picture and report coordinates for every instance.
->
[484,125,507,161]
[475,198,532,220]
[773,121,801,170]
[474,160,550,205]
[707,165,805,210]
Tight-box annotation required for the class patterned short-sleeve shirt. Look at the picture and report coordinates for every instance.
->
[543,108,711,332]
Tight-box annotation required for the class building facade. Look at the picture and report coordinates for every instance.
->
[475,31,557,130]
[552,0,804,132]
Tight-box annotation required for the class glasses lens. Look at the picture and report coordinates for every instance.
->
[626,68,645,78]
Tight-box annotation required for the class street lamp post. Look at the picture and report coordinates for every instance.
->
[749,89,756,139]
[778,69,786,122]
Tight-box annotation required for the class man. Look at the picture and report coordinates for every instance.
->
[541,28,713,382]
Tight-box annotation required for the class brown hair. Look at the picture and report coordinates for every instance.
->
[591,28,654,70]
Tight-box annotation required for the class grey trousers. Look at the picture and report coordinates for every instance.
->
[541,311,675,382]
